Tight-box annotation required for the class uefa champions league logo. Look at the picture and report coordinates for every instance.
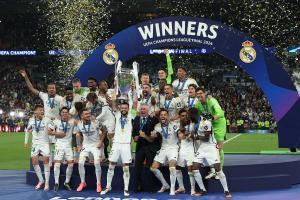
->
[239,40,256,63]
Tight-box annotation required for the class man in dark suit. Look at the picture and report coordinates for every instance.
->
[132,103,160,192]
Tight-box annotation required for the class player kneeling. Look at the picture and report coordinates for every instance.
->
[150,109,179,195]
[75,109,106,193]
[48,107,76,191]
[190,108,232,199]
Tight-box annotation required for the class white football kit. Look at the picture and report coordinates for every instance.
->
[172,78,198,98]
[96,105,115,133]
[77,120,104,159]
[182,96,198,109]
[27,117,51,157]
[38,92,63,120]
[49,119,76,161]
[161,96,182,119]
[194,118,220,166]
[154,121,179,164]
[177,123,196,167]
[109,111,132,164]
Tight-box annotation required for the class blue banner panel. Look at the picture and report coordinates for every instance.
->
[75,16,300,147]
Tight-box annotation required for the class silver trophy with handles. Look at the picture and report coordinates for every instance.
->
[114,60,141,103]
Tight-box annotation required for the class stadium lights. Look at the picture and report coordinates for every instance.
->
[18,112,24,118]
[0,109,3,115]
[9,111,15,117]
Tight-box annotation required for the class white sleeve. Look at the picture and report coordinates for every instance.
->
[38,91,47,101]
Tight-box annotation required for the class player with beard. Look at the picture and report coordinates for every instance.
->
[97,80,113,107]
[101,102,133,197]
[75,109,106,193]
[24,105,52,191]
[137,83,158,116]
[60,87,74,110]
[150,109,179,195]
[159,84,182,121]
[20,69,63,167]
[48,107,76,191]
[175,108,200,196]
[87,77,98,93]
[86,92,104,119]
[155,79,167,109]
[191,107,232,199]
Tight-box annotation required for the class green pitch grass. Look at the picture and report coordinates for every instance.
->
[0,132,293,170]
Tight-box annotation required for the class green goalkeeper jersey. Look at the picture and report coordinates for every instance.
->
[194,97,226,125]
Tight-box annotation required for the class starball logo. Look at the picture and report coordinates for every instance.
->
[137,20,219,40]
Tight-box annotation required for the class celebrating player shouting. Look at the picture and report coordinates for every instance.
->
[150,109,179,195]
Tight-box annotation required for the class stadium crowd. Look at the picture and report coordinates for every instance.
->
[0,57,278,133]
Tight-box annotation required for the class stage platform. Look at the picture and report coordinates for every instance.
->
[26,154,300,193]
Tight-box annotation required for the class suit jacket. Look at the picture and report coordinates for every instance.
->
[132,115,160,152]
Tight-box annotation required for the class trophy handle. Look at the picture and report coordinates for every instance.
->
[114,60,123,95]
[132,61,141,99]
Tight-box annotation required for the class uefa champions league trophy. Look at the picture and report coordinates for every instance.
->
[114,60,141,103]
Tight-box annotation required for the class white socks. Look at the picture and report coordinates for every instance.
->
[106,164,115,189]
[193,170,206,191]
[151,168,168,187]
[188,172,196,193]
[176,170,184,189]
[33,165,44,183]
[217,171,229,192]
[44,164,50,185]
[65,163,73,183]
[54,163,61,184]
[95,162,102,185]
[169,167,177,190]
[78,158,86,183]
[123,166,130,191]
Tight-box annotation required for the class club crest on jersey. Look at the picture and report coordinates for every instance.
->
[103,43,119,65]
[239,40,256,63]
[204,125,208,130]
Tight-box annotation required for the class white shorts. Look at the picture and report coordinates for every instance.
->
[54,147,74,161]
[104,120,115,134]
[154,147,178,164]
[79,146,104,161]
[109,143,132,164]
[49,135,56,144]
[177,149,194,167]
[31,143,50,157]
[194,145,220,166]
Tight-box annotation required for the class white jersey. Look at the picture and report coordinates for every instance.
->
[86,101,104,118]
[137,95,159,115]
[76,120,102,148]
[155,92,165,108]
[96,105,115,133]
[182,96,198,109]
[154,121,179,149]
[196,118,216,147]
[60,98,74,110]
[49,119,75,148]
[73,87,89,103]
[172,78,198,97]
[114,111,133,144]
[27,117,51,145]
[179,123,195,152]
[38,92,63,119]
[161,96,182,119]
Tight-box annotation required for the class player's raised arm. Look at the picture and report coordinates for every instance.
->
[19,69,39,96]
